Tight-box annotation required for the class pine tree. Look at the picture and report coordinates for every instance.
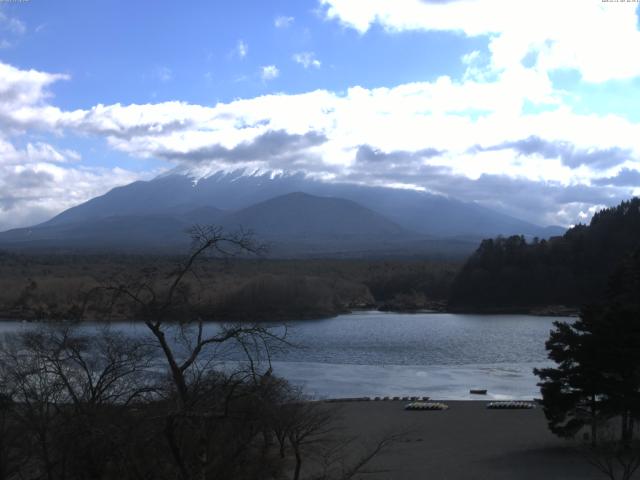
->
[534,309,605,444]
[535,248,640,446]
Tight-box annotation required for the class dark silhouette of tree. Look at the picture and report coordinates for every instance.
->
[0,325,156,480]
[585,427,640,480]
[0,389,22,480]
[535,247,640,478]
[98,225,281,409]
[534,309,604,445]
[94,225,295,479]
[450,197,640,311]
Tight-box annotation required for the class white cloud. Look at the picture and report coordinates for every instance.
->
[0,60,67,107]
[0,61,71,134]
[320,0,640,83]
[28,143,81,163]
[46,80,638,188]
[260,65,280,81]
[274,15,294,28]
[235,39,248,58]
[1,59,639,227]
[154,66,173,83]
[0,140,80,165]
[0,61,149,230]
[0,138,145,231]
[293,52,321,69]
[461,50,480,65]
[0,11,26,35]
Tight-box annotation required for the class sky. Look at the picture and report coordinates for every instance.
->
[1,0,640,231]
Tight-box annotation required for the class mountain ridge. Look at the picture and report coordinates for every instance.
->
[0,191,434,257]
[39,169,564,234]
[0,169,566,257]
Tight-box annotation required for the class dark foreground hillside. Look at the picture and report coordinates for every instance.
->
[449,198,640,312]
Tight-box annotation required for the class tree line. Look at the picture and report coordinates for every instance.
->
[449,198,640,311]
[0,252,460,322]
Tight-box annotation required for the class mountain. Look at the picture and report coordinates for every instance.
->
[449,197,640,311]
[221,192,431,257]
[0,169,565,257]
[0,214,192,250]
[41,169,562,236]
[225,192,405,238]
[0,192,432,256]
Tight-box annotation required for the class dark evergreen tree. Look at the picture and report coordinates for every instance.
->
[535,248,640,446]
[450,197,640,311]
[534,308,605,444]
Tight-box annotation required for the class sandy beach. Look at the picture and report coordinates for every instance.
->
[327,400,601,479]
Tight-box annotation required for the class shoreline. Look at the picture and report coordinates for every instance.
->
[320,396,540,403]
[0,305,580,323]
[445,306,580,317]
[269,360,546,401]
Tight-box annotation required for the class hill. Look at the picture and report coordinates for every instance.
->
[448,198,640,311]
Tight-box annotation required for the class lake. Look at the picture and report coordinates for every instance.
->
[272,311,564,400]
[0,311,570,400]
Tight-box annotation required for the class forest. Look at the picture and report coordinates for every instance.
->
[449,198,640,312]
[0,250,458,322]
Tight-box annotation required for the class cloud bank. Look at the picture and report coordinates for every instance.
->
[2,58,639,229]
[320,0,640,82]
[1,0,640,230]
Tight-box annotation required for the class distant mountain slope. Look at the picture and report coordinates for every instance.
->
[40,170,563,238]
[43,176,203,227]
[223,192,406,238]
[0,215,191,250]
[449,197,640,311]
[0,169,567,257]
[1,192,462,256]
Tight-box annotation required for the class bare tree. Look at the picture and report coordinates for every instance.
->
[91,226,296,479]
[16,326,155,409]
[584,426,640,480]
[0,387,22,480]
[0,324,160,480]
[98,226,283,408]
[1,331,68,480]
[266,383,403,480]
[284,401,336,480]
[310,432,404,480]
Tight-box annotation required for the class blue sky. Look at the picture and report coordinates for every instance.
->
[3,0,478,107]
[1,0,640,230]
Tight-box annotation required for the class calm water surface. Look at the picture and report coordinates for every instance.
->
[0,311,570,400]
[281,311,557,365]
